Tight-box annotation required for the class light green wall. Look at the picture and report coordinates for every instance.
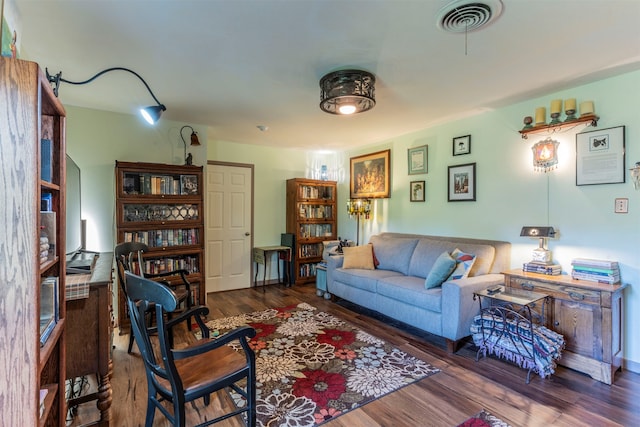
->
[65,106,207,253]
[65,69,640,370]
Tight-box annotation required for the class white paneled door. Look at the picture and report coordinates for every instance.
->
[205,163,253,293]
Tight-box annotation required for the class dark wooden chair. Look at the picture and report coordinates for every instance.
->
[124,271,257,427]
[115,241,193,353]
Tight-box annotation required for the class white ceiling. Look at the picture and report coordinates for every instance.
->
[15,0,640,150]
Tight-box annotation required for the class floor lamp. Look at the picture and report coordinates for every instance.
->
[347,199,371,246]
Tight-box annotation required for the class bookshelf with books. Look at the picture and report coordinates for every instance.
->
[1,57,67,426]
[115,161,205,331]
[286,178,337,285]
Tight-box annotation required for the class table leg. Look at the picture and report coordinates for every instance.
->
[254,262,258,289]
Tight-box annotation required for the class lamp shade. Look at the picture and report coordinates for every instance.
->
[520,226,555,238]
[319,69,376,115]
[140,104,166,125]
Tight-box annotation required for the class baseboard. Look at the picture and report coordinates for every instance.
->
[624,358,640,374]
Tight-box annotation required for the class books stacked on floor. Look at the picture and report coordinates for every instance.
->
[523,262,562,275]
[571,258,620,284]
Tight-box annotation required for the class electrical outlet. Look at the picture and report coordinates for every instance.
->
[614,198,628,213]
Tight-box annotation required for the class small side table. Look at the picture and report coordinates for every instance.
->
[253,246,292,292]
[473,286,551,383]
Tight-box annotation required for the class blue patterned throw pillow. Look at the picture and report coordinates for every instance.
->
[447,248,476,281]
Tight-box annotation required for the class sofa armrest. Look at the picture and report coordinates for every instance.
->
[441,273,505,341]
[326,255,344,291]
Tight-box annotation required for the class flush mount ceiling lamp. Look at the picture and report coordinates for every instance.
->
[46,67,166,125]
[319,69,376,115]
[180,125,201,165]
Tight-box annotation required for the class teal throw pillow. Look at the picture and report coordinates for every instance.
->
[425,251,457,289]
[447,248,477,281]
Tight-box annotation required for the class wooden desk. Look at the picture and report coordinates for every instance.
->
[66,252,114,426]
[253,245,292,290]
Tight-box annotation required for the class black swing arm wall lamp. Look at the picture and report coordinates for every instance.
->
[46,66,166,125]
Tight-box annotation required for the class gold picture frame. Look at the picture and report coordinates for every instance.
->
[350,149,391,198]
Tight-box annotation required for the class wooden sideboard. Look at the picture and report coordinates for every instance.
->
[503,269,626,384]
[66,252,114,426]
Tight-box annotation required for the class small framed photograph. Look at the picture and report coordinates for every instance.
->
[410,181,425,202]
[576,126,625,186]
[180,175,198,195]
[407,145,428,175]
[448,163,476,202]
[453,135,471,156]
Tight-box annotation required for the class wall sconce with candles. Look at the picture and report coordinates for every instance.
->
[346,198,371,245]
[179,125,201,165]
[630,162,640,190]
[46,66,166,125]
[520,99,598,139]
[531,137,560,172]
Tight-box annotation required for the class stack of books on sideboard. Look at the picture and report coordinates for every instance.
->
[522,262,562,275]
[571,258,620,284]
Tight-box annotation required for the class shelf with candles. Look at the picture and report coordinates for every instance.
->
[520,114,599,139]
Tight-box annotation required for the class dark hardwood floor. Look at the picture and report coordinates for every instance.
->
[70,283,640,426]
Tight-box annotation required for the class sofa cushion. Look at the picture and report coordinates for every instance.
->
[425,251,456,288]
[408,239,495,278]
[376,276,442,313]
[408,238,458,278]
[333,267,403,293]
[369,235,419,275]
[342,245,375,270]
[447,248,476,281]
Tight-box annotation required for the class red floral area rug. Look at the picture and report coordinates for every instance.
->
[457,409,512,427]
[205,303,440,427]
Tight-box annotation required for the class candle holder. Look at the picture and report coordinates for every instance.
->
[549,111,561,125]
[522,116,533,130]
[564,108,577,122]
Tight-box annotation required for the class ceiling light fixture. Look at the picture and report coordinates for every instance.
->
[180,125,200,165]
[46,67,166,125]
[319,69,376,115]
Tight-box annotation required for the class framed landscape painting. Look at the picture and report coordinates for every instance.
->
[350,149,391,198]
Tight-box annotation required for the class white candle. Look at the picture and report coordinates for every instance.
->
[580,101,594,116]
[550,99,562,114]
[565,98,576,112]
[535,107,546,125]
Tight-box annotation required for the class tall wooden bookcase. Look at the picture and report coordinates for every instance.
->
[114,161,205,330]
[286,178,337,285]
[0,57,67,426]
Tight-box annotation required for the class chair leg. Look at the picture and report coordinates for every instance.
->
[247,375,256,427]
[127,330,135,354]
[145,397,156,427]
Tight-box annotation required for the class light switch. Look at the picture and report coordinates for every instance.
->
[614,198,628,213]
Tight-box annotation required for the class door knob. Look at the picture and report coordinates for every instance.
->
[245,232,250,236]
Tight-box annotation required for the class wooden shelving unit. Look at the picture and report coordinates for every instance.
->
[519,114,599,139]
[286,178,337,285]
[114,161,205,331]
[0,57,67,426]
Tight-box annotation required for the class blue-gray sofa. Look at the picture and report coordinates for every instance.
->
[326,232,511,352]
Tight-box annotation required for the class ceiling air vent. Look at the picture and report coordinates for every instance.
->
[436,0,503,33]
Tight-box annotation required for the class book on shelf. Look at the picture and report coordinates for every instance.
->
[523,262,562,275]
[39,388,48,417]
[40,139,53,182]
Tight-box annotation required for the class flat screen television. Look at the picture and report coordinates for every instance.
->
[65,154,95,273]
